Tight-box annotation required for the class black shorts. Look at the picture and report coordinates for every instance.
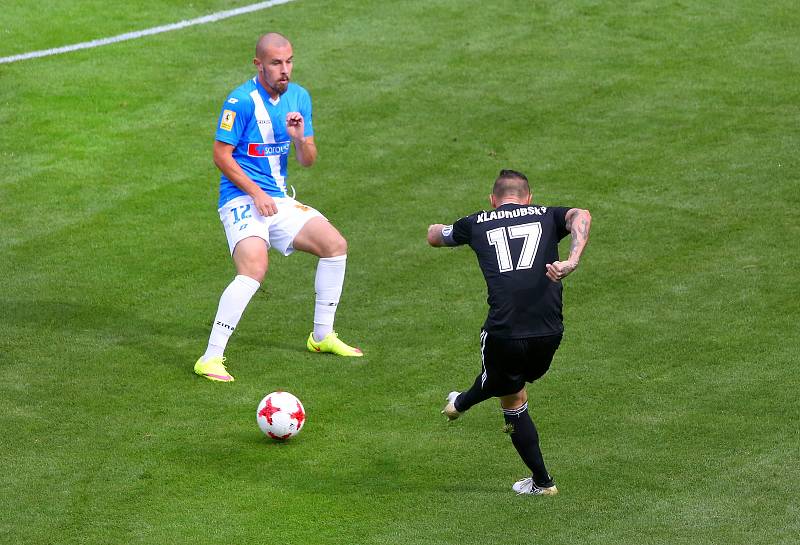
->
[478,330,562,397]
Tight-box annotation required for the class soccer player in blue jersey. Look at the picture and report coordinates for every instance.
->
[194,33,362,383]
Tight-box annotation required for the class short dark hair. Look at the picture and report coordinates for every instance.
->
[492,169,530,199]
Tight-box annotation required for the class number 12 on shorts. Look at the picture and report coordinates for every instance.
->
[231,204,252,224]
[487,222,542,272]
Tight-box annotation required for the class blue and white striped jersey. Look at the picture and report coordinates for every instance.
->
[214,77,314,207]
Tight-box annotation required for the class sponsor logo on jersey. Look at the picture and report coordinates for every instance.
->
[257,119,271,125]
[476,206,548,224]
[227,97,239,104]
[247,141,291,157]
[220,109,236,131]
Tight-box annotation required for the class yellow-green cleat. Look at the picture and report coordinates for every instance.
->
[306,331,363,357]
[194,356,235,382]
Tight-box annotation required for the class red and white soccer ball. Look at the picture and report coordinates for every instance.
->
[256,391,306,440]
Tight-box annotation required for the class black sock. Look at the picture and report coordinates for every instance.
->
[454,375,493,412]
[503,403,553,487]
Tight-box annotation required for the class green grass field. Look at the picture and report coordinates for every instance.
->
[1,1,798,543]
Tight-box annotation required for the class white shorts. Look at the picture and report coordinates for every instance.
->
[218,195,326,256]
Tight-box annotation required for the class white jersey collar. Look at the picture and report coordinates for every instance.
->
[253,76,281,105]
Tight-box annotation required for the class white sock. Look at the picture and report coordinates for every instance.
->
[313,254,347,342]
[203,274,261,360]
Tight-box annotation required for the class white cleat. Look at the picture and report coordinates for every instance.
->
[512,477,558,496]
[441,391,461,421]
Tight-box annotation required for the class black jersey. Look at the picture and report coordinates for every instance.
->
[444,203,571,338]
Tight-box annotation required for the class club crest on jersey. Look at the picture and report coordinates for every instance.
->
[247,141,291,157]
[220,109,236,131]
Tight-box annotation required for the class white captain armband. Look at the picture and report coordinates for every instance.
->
[441,225,458,246]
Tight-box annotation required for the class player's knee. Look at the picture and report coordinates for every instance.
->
[238,263,266,283]
[249,268,267,283]
[500,389,527,410]
[233,238,268,281]
[235,255,268,282]
[335,235,348,255]
[322,234,347,257]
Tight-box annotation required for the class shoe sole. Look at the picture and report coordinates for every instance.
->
[195,371,234,382]
[308,347,364,357]
[514,486,558,496]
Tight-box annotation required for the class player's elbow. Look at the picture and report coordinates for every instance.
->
[213,142,234,171]
[569,208,591,225]
[213,154,225,171]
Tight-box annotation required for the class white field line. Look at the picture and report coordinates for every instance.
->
[0,0,296,65]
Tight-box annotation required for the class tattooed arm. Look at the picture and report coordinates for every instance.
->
[545,208,592,282]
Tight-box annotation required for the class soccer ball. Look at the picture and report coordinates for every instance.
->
[256,391,306,440]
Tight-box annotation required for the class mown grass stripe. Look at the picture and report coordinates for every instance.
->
[0,0,296,65]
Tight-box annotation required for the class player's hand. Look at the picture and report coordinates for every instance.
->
[286,112,305,141]
[427,224,445,236]
[545,260,578,282]
[252,190,278,217]
[427,224,445,246]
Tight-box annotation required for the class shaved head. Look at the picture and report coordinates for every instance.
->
[253,32,294,97]
[492,169,531,201]
[255,32,291,59]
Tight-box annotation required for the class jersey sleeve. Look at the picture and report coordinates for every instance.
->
[551,207,571,241]
[299,88,314,137]
[442,216,472,246]
[215,92,251,146]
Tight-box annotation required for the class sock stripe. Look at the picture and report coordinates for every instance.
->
[479,330,488,388]
[502,402,529,417]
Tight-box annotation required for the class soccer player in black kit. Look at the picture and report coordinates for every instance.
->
[427,169,592,496]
